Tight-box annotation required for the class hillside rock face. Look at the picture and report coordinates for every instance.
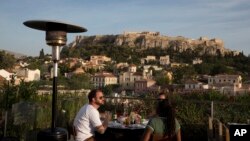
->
[68,31,232,55]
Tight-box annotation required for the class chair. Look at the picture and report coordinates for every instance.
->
[67,121,77,140]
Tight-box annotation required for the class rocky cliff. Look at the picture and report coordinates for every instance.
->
[67,31,233,55]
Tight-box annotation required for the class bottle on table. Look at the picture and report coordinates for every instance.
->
[130,116,134,124]
[125,117,130,126]
[141,112,145,124]
[113,112,118,123]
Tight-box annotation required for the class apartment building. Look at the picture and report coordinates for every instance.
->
[134,79,156,92]
[184,79,208,90]
[159,55,170,65]
[207,74,248,95]
[208,75,242,88]
[119,65,152,89]
[16,68,40,82]
[92,72,117,88]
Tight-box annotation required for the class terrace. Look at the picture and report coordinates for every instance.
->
[0,92,249,141]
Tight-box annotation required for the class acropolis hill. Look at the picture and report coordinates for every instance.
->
[68,31,238,56]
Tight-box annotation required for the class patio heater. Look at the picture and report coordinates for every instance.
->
[23,20,87,141]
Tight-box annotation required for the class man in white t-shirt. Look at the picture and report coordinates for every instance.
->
[73,89,110,141]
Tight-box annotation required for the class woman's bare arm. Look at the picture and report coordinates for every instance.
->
[141,128,152,141]
[176,129,181,141]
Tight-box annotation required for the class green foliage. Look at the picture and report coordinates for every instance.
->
[203,90,228,101]
[103,62,116,72]
[0,51,16,69]
[0,81,18,109]
[18,80,38,101]
[67,74,93,90]
[177,101,208,124]
[27,57,43,70]
[59,62,70,75]
[102,84,120,96]
[235,94,250,104]
[194,63,213,74]
[155,70,171,85]
[172,66,197,84]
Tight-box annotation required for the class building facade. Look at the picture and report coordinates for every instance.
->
[159,55,170,65]
[92,72,117,88]
[16,68,40,82]
[208,75,242,88]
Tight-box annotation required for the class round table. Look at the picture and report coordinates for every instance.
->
[96,121,147,141]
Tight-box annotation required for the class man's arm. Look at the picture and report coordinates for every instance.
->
[95,118,109,134]
[95,112,111,134]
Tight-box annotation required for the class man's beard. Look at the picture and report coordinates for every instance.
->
[96,100,104,106]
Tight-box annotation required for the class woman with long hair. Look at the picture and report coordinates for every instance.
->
[141,99,181,141]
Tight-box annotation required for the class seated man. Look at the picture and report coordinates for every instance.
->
[73,89,111,141]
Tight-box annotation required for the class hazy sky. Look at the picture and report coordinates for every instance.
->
[0,0,250,56]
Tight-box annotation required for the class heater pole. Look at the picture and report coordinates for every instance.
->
[24,20,87,141]
[51,46,60,131]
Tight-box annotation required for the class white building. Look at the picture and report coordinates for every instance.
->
[184,79,208,90]
[0,69,13,80]
[16,68,40,82]
[159,55,170,65]
[141,56,156,64]
[208,75,242,88]
[207,74,249,96]
[119,65,152,89]
[135,79,156,92]
[91,72,117,88]
[143,65,163,71]
[192,58,203,65]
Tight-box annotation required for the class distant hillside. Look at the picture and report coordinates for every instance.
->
[66,31,238,56]
[0,49,27,59]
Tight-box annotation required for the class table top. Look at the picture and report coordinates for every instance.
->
[108,120,148,130]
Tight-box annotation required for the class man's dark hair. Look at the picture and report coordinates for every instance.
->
[88,89,103,102]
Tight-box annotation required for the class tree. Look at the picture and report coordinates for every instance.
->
[154,70,171,86]
[67,74,92,90]
[211,63,230,75]
[59,62,70,75]
[0,51,16,69]
[0,81,18,109]
[156,75,170,86]
[60,47,69,59]
[18,80,38,101]
[27,58,43,70]
[102,84,120,96]
[173,66,197,84]
[194,63,213,75]
[39,49,45,59]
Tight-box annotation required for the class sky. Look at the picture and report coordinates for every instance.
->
[0,0,250,56]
